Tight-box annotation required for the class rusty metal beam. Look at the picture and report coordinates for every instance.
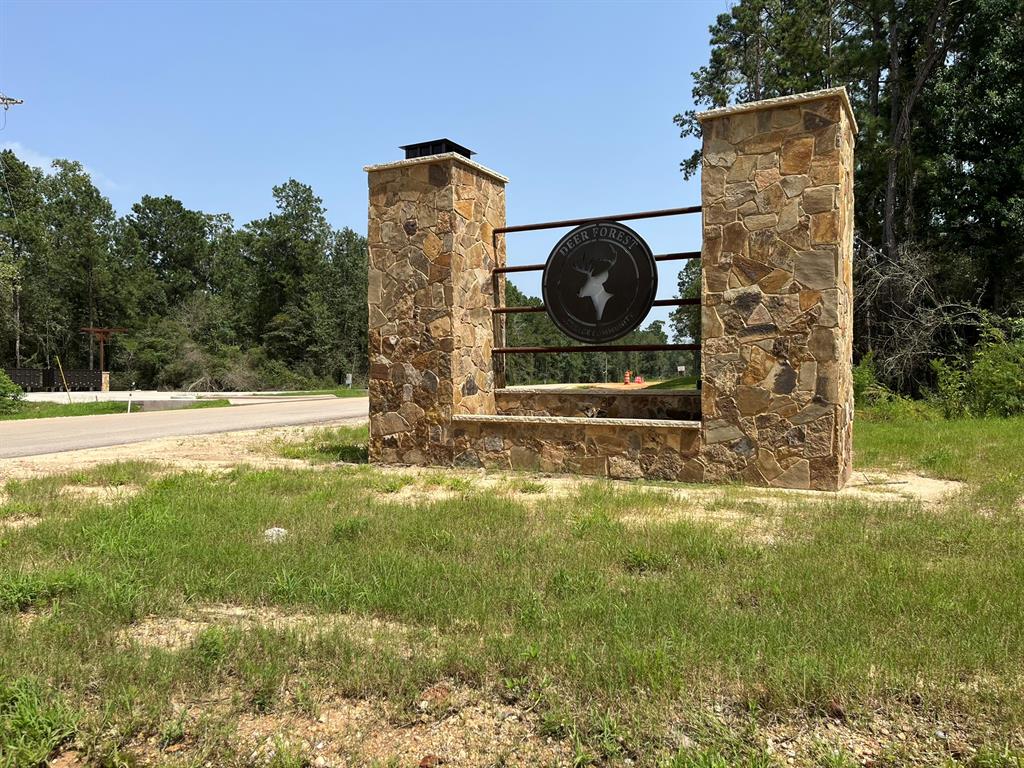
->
[494,343,700,354]
[493,205,702,235]
[493,250,700,276]
[492,297,700,314]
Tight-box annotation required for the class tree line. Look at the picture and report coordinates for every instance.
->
[503,283,696,386]
[674,0,1023,393]
[0,150,368,390]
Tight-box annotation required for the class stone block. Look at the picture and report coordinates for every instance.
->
[609,456,644,480]
[780,137,814,174]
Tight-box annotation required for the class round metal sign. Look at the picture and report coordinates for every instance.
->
[541,221,658,343]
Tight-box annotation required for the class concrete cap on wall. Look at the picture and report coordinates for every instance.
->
[363,152,509,185]
[695,86,858,134]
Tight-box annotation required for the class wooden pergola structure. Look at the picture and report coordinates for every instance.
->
[79,327,127,372]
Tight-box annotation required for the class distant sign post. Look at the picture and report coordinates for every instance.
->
[541,221,657,344]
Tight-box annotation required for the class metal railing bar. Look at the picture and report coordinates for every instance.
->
[493,263,546,275]
[492,250,701,276]
[494,205,702,235]
[492,306,546,314]
[655,251,702,262]
[494,343,701,354]
[492,297,700,315]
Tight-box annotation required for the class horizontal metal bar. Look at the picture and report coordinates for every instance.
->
[494,343,701,354]
[493,263,546,275]
[493,250,701,276]
[492,297,700,314]
[494,205,702,235]
[493,305,546,314]
[654,297,700,307]
[655,251,702,262]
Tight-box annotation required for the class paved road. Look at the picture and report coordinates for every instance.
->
[0,397,369,458]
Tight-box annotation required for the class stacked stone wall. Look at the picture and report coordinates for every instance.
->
[366,87,855,490]
[694,88,855,490]
[366,154,506,465]
[495,389,700,421]
[452,415,700,480]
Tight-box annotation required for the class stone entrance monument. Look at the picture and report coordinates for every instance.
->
[365,87,855,490]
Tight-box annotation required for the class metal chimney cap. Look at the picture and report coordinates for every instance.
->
[399,139,475,160]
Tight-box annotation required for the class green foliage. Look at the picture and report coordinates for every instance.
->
[930,358,970,419]
[1,149,368,390]
[679,0,1024,389]
[967,323,1024,417]
[504,283,689,385]
[273,425,369,464]
[851,352,877,405]
[2,422,1024,761]
[0,371,22,414]
[930,321,1024,418]
[0,678,78,768]
[331,516,370,543]
[853,352,937,422]
[0,570,79,611]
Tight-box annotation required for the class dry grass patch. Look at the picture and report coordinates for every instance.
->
[232,689,571,768]
[0,419,363,483]
[58,483,142,505]
[123,604,414,652]
[0,514,41,531]
[706,700,1019,767]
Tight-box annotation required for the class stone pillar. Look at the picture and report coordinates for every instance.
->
[365,153,507,465]
[696,87,855,491]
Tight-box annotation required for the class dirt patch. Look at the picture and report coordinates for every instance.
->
[49,751,87,768]
[622,501,782,543]
[60,483,142,504]
[233,689,570,768]
[375,471,582,507]
[0,515,41,531]
[123,604,413,651]
[0,419,360,482]
[710,701,1017,767]
[843,470,964,504]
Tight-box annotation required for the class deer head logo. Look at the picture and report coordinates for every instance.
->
[572,245,618,322]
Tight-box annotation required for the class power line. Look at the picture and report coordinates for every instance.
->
[0,92,22,221]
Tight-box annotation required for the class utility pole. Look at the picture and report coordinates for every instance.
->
[1,92,24,365]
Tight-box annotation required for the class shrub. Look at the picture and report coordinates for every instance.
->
[853,352,938,421]
[929,319,1024,418]
[968,323,1024,416]
[0,370,24,414]
[930,358,969,418]
[852,351,878,404]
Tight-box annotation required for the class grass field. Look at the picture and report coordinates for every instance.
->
[643,376,699,391]
[1,415,1022,766]
[267,388,369,398]
[0,398,231,422]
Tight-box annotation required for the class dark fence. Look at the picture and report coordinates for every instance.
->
[490,205,702,387]
[3,367,101,392]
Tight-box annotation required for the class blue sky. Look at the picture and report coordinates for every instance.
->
[1,0,726,321]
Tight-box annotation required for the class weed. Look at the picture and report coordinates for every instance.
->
[515,480,546,494]
[331,515,370,542]
[0,570,78,612]
[158,708,188,748]
[0,678,78,767]
[621,546,671,574]
[274,426,369,464]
